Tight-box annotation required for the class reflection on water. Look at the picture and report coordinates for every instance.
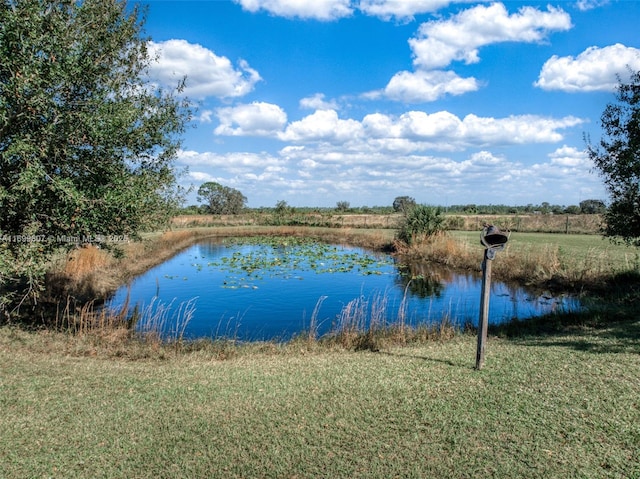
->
[396,263,447,298]
[107,238,581,341]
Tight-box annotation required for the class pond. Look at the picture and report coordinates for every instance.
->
[107,236,581,341]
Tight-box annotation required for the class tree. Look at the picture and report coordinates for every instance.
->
[392,196,416,214]
[540,202,551,214]
[587,70,640,245]
[197,182,247,214]
[0,0,191,312]
[336,201,350,212]
[579,199,606,215]
[274,200,290,214]
[565,205,581,215]
[463,204,478,214]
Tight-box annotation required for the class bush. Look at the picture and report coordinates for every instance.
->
[396,205,446,245]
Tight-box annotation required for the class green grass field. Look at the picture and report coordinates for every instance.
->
[452,230,639,274]
[1,323,639,479]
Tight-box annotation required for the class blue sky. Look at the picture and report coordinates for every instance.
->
[139,0,640,208]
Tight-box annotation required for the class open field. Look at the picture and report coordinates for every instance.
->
[451,230,639,277]
[171,213,603,235]
[1,322,639,478]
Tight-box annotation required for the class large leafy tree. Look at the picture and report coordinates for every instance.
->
[579,199,606,215]
[197,182,247,215]
[587,70,640,246]
[392,196,416,214]
[0,0,191,311]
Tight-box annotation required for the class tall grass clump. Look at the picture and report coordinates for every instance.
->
[47,292,197,358]
[63,244,112,278]
[41,245,119,314]
[54,295,129,335]
[131,297,197,343]
[326,288,456,351]
[394,231,475,271]
[330,293,386,350]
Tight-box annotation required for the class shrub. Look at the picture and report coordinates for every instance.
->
[396,205,446,245]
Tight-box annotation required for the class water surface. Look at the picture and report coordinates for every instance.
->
[107,237,580,341]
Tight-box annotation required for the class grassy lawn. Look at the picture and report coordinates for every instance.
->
[452,230,639,274]
[1,323,639,478]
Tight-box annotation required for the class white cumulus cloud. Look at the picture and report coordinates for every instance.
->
[299,93,339,110]
[378,70,480,102]
[575,0,610,12]
[179,150,287,176]
[212,107,584,151]
[535,44,640,92]
[233,0,352,20]
[279,110,363,143]
[188,171,217,183]
[361,111,583,148]
[214,102,288,136]
[461,114,583,145]
[548,145,590,167]
[358,0,472,22]
[409,3,572,70]
[371,3,571,103]
[147,40,261,99]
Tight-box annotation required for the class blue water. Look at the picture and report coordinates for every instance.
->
[107,238,580,341]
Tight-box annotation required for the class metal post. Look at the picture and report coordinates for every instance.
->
[476,249,492,370]
[476,224,509,370]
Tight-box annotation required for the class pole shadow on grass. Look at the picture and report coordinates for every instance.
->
[489,310,640,355]
[376,350,466,368]
[486,271,640,354]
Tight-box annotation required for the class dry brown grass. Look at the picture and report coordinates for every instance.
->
[46,285,198,358]
[394,233,474,269]
[46,229,223,303]
[173,213,602,234]
[447,214,602,234]
[394,231,624,292]
[171,213,402,229]
[321,285,458,352]
[64,245,112,278]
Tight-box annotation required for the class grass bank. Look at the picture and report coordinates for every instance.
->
[1,323,638,478]
[398,230,638,292]
[171,212,603,234]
